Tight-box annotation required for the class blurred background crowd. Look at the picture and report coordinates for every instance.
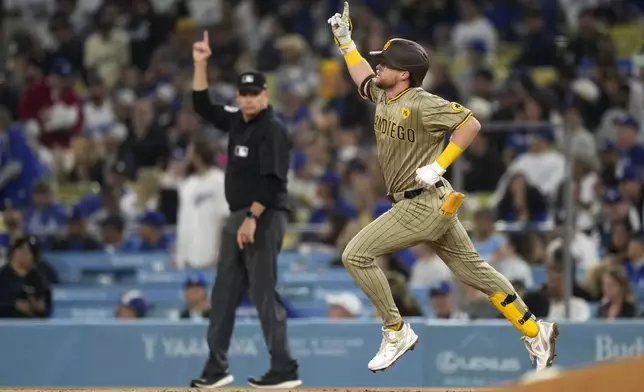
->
[0,0,643,323]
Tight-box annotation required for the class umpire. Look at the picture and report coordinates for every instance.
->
[190,31,301,389]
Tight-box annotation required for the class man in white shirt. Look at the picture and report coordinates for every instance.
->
[175,141,229,269]
[451,0,498,59]
[493,129,565,204]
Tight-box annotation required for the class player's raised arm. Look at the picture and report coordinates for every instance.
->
[328,2,374,87]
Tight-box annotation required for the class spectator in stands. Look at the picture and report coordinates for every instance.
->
[597,265,637,319]
[495,127,565,203]
[497,173,548,223]
[569,9,610,65]
[595,190,633,253]
[428,281,467,320]
[619,165,644,230]
[51,207,101,251]
[326,291,362,319]
[18,58,83,150]
[462,134,506,193]
[409,243,452,287]
[513,8,558,67]
[101,215,127,252]
[305,172,357,244]
[180,272,211,320]
[547,215,601,278]
[614,116,644,176]
[24,179,67,247]
[554,155,600,233]
[584,221,633,300]
[125,99,170,171]
[0,236,52,318]
[451,0,497,59]
[471,208,506,264]
[82,73,116,140]
[0,106,46,210]
[0,206,25,263]
[115,290,148,319]
[83,10,130,89]
[496,235,535,289]
[625,231,644,289]
[125,211,172,251]
[175,141,228,269]
[76,184,128,238]
[560,104,597,161]
[525,248,591,322]
[387,271,423,318]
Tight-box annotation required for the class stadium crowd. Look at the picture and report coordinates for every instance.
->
[0,0,643,322]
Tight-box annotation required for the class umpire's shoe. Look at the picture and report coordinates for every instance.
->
[190,373,234,388]
[247,370,302,389]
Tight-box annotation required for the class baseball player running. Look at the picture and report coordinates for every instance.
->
[328,2,558,373]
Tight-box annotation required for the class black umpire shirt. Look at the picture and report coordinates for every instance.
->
[193,90,291,212]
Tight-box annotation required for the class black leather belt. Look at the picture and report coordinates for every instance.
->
[387,180,444,204]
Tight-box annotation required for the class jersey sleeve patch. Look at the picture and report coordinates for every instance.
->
[449,102,465,113]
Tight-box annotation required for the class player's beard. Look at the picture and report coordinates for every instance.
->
[375,76,394,89]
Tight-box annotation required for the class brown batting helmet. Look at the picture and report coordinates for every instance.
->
[369,38,430,86]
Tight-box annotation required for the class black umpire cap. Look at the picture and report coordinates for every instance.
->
[369,38,430,86]
[237,71,267,94]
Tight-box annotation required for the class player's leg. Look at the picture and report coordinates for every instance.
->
[342,194,446,371]
[431,218,558,371]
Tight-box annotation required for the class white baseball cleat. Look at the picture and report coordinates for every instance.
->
[368,322,419,372]
[521,320,559,371]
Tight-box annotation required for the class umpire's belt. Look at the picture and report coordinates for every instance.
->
[387,181,444,204]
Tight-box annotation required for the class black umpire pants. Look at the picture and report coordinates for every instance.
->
[202,208,297,377]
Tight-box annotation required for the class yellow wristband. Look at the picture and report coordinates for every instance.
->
[436,141,464,170]
[344,49,363,67]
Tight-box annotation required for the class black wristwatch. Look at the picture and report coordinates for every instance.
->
[246,211,259,221]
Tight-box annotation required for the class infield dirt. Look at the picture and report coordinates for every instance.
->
[2,356,642,392]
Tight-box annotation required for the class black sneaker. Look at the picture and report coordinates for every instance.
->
[190,373,234,388]
[247,370,302,389]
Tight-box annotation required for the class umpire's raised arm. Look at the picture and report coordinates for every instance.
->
[192,31,237,131]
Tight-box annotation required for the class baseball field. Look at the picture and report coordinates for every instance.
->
[3,356,642,392]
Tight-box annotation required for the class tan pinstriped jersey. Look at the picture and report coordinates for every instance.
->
[360,77,473,194]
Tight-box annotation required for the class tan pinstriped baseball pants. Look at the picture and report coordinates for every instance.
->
[341,183,528,325]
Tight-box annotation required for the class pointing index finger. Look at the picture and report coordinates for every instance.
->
[203,30,209,45]
[343,1,349,18]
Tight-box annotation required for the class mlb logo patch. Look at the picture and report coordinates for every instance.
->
[242,74,254,84]
[234,145,249,158]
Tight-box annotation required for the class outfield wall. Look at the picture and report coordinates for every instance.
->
[0,320,643,388]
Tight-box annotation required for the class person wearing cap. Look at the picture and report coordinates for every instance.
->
[100,215,128,252]
[614,115,644,176]
[0,236,52,318]
[180,273,211,320]
[115,290,149,319]
[123,210,173,251]
[51,206,101,251]
[191,31,300,389]
[626,231,644,290]
[23,179,68,247]
[328,2,558,373]
[428,281,468,320]
[326,292,363,319]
